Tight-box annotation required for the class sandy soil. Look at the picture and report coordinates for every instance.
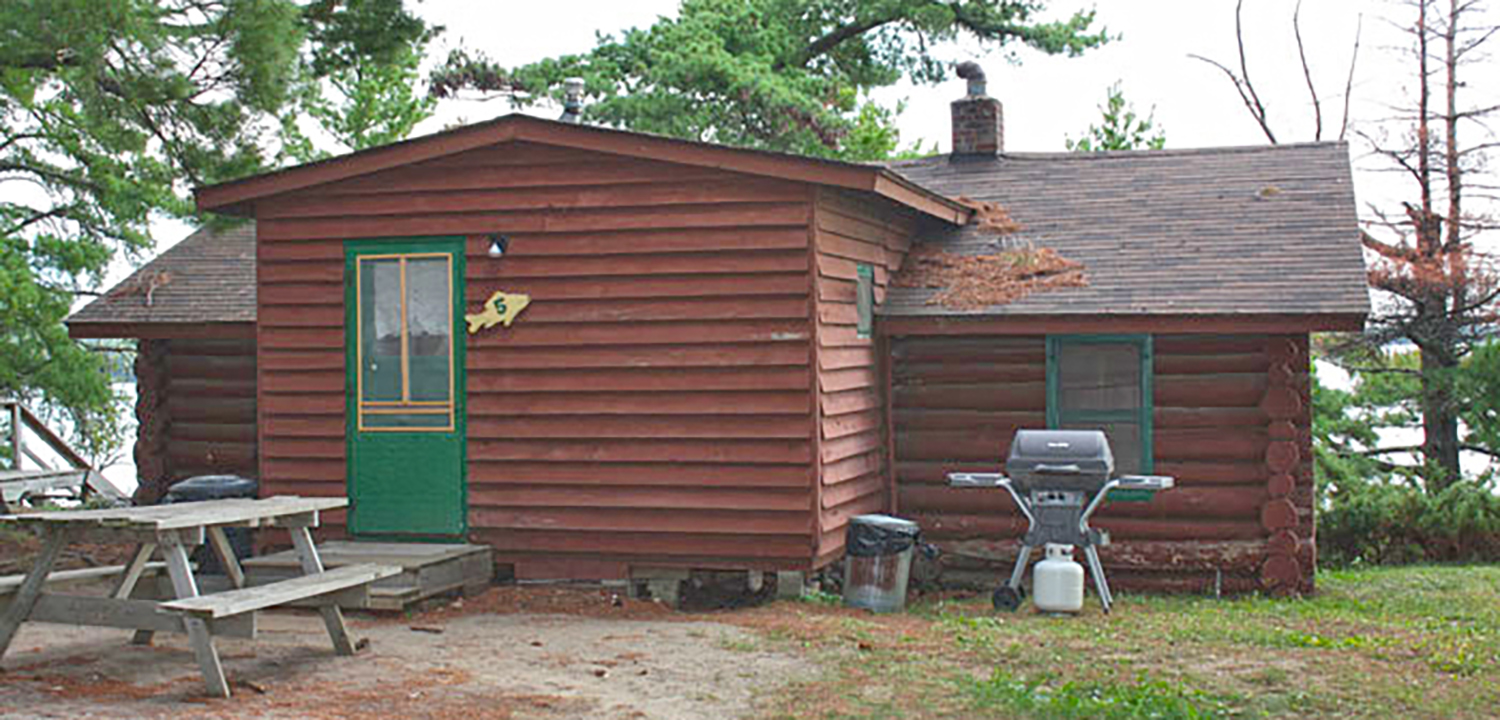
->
[0,589,809,720]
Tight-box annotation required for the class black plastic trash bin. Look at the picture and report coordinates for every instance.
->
[163,475,259,575]
[843,514,922,612]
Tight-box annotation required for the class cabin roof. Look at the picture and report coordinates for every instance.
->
[66,223,256,339]
[882,142,1370,323]
[72,129,1371,334]
[195,113,972,224]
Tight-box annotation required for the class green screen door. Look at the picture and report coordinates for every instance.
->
[345,238,466,538]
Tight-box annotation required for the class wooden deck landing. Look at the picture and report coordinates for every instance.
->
[242,542,492,611]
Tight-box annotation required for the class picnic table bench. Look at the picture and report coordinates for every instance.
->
[0,496,399,698]
[0,562,172,596]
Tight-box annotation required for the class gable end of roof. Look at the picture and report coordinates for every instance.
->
[196,115,971,225]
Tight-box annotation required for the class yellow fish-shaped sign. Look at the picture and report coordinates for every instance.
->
[465,291,531,334]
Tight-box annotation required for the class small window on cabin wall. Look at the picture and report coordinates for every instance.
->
[855,263,874,339]
[1046,335,1153,474]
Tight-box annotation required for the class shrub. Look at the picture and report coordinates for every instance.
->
[1317,475,1500,566]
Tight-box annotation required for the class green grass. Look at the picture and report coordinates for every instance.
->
[1138,565,1500,676]
[799,588,843,606]
[962,670,1236,720]
[751,564,1500,720]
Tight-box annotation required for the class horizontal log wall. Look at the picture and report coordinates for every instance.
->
[254,141,819,578]
[810,189,919,564]
[890,332,1313,594]
[134,338,259,504]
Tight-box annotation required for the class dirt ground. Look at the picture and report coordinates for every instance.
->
[0,586,811,720]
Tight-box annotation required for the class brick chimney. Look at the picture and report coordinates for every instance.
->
[951,61,1002,157]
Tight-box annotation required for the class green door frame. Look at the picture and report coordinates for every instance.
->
[344,236,468,539]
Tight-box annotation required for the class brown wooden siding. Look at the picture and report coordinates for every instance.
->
[890,332,1313,594]
[253,141,818,578]
[809,188,920,564]
[133,338,258,503]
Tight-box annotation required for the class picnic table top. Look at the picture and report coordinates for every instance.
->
[0,495,347,532]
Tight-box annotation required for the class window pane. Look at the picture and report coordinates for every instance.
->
[856,264,873,338]
[405,257,451,402]
[1061,420,1142,475]
[1058,342,1140,411]
[360,259,402,402]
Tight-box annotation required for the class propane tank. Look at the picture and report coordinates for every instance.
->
[1033,543,1085,613]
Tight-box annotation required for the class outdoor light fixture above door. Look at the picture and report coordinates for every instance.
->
[487,234,509,258]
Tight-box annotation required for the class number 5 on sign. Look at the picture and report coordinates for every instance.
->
[465,291,531,334]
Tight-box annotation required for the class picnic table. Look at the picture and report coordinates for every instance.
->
[0,496,399,698]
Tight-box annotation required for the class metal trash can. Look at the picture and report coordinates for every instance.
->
[163,475,259,574]
[843,514,921,613]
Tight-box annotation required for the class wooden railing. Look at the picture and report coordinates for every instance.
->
[1,399,121,511]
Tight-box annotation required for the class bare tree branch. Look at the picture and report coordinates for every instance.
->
[2,206,74,236]
[1340,14,1364,141]
[1459,445,1500,459]
[781,9,903,70]
[1359,445,1425,456]
[1232,0,1276,143]
[1294,0,1323,141]
[1187,53,1278,143]
[0,133,44,155]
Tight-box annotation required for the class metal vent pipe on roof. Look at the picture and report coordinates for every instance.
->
[956,60,986,97]
[560,77,585,123]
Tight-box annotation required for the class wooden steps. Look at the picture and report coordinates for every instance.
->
[242,542,492,611]
[162,564,401,618]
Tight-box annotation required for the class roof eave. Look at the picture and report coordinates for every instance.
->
[871,171,971,225]
[66,320,257,340]
[195,115,970,225]
[879,311,1368,336]
[196,119,522,213]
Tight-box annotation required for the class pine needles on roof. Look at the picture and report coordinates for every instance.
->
[893,198,1087,310]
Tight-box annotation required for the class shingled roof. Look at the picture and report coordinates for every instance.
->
[883,142,1370,320]
[66,223,256,338]
[67,139,1370,336]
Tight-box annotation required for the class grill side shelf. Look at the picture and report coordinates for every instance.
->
[1109,474,1175,503]
[946,472,1008,488]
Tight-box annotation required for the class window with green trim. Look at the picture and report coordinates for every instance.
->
[855,263,874,338]
[1046,335,1153,474]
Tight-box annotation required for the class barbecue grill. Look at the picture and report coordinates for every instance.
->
[947,429,1174,613]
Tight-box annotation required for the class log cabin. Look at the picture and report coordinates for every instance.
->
[67,70,1368,595]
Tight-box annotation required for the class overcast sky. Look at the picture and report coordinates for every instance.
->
[420,0,1384,150]
[140,0,1498,264]
[415,1,1491,176]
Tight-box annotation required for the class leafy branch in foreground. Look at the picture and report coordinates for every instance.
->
[428,0,1112,160]
[0,0,432,465]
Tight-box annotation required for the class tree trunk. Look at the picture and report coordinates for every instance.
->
[1419,346,1461,489]
[132,338,173,505]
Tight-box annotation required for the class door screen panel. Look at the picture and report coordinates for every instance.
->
[355,253,454,432]
[359,258,403,402]
[405,257,453,403]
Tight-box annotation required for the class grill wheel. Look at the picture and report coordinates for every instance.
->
[992,585,1024,612]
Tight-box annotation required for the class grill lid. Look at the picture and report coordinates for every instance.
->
[1005,429,1114,481]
